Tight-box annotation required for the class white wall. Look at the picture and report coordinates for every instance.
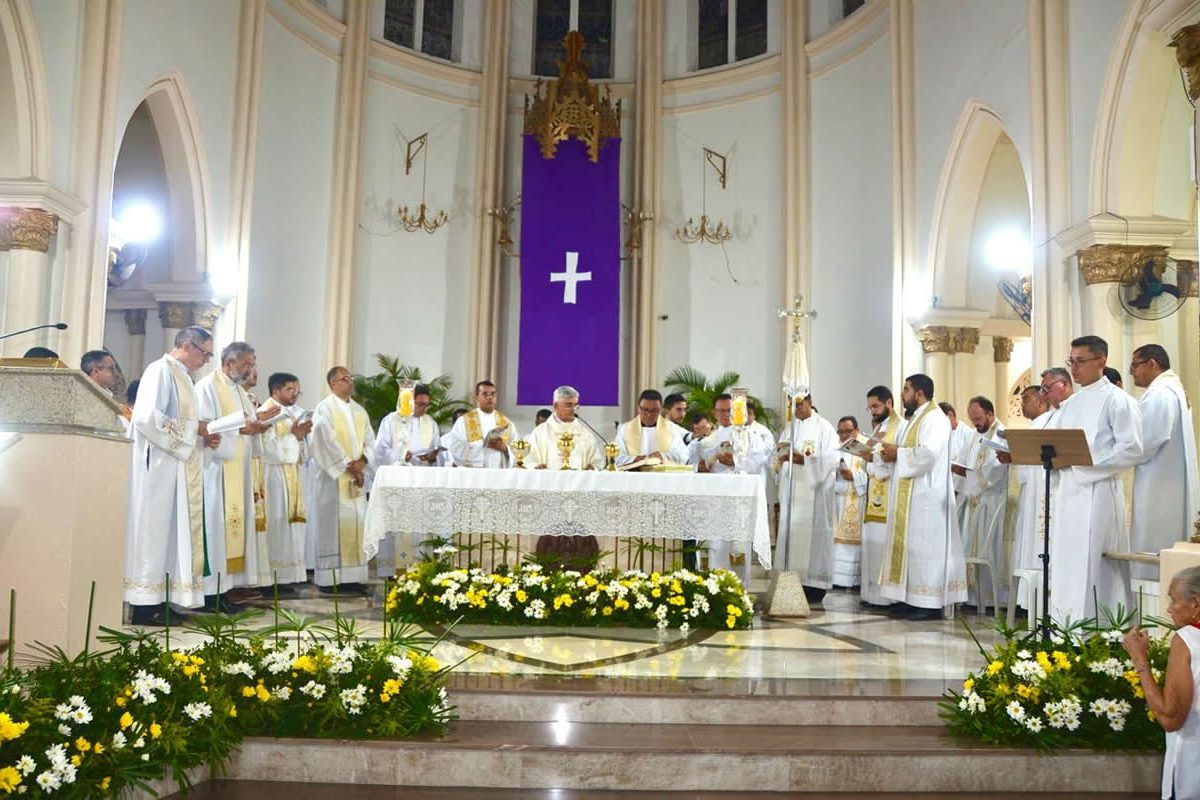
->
[809,33,893,424]
[28,0,82,189]
[242,13,339,401]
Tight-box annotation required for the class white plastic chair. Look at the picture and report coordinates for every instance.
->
[964,503,1005,617]
[1008,568,1042,631]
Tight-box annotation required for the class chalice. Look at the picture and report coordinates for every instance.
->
[512,439,530,469]
[604,441,619,471]
[557,431,576,470]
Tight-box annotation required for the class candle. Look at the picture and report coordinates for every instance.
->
[731,397,747,427]
[398,387,414,417]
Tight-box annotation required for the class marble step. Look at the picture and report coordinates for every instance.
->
[223,722,1162,794]
[449,682,945,726]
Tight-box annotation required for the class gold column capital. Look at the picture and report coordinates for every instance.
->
[0,206,60,253]
[192,301,223,332]
[1077,243,1168,285]
[124,308,148,336]
[157,301,193,329]
[1178,260,1198,298]
[953,327,980,355]
[993,336,1014,363]
[916,325,981,355]
[1171,24,1200,103]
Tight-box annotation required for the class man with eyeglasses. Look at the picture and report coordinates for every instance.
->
[309,366,377,595]
[1045,335,1143,622]
[124,326,222,626]
[82,349,131,435]
[1129,344,1199,581]
[615,389,689,468]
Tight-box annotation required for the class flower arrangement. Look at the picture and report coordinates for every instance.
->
[0,609,453,797]
[386,548,754,632]
[941,615,1171,751]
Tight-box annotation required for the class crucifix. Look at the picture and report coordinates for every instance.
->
[550,251,592,304]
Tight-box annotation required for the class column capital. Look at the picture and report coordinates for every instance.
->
[192,301,223,332]
[1178,260,1199,298]
[953,327,980,355]
[157,301,193,330]
[0,206,59,253]
[124,308,148,336]
[1076,243,1168,285]
[993,336,1014,363]
[916,325,980,354]
[1171,24,1200,103]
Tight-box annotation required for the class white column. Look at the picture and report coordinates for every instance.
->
[124,309,147,375]
[993,337,1013,424]
[631,0,664,395]
[915,326,953,403]
[0,207,59,358]
[891,0,919,386]
[951,327,980,414]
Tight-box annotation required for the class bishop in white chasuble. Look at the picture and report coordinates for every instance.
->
[527,387,604,470]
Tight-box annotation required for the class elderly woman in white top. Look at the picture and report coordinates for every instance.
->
[1124,565,1200,800]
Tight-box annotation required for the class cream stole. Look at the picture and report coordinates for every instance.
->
[166,359,206,579]
[330,399,369,566]
[622,418,674,458]
[393,414,436,452]
[834,444,865,546]
[881,402,937,585]
[261,398,306,524]
[864,411,902,524]
[212,370,250,573]
[968,421,999,512]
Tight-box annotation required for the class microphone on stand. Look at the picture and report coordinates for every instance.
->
[0,322,68,342]
[574,413,612,450]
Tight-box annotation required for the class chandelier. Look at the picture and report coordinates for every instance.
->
[676,147,732,245]
[397,132,449,234]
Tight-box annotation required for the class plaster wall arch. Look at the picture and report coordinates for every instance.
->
[0,0,51,179]
[122,72,215,280]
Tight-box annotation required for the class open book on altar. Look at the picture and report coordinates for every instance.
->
[618,456,662,471]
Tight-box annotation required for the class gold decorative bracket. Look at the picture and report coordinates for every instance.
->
[404,133,428,176]
[704,148,728,190]
[622,204,654,256]
[486,196,521,258]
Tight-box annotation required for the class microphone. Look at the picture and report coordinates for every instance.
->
[0,322,68,342]
[573,413,612,450]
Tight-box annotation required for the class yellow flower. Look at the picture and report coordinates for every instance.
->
[119,712,133,730]
[190,655,205,666]
[171,651,188,664]
[379,693,391,703]
[613,598,629,611]
[1148,709,1156,722]
[0,713,29,742]
[114,696,127,707]
[670,581,683,594]
[726,604,743,617]
[1052,651,1071,670]
[962,678,974,692]
[229,706,238,718]
[583,574,598,587]
[1016,684,1032,698]
[986,660,1003,676]
[0,766,21,793]
[725,616,737,629]
[100,777,111,791]
[291,655,317,674]
[515,590,528,603]
[419,654,440,671]
[382,678,403,695]
[255,684,271,702]
[668,596,686,606]
[602,606,613,616]
[241,686,257,698]
[1036,652,1053,673]
[75,737,91,752]
[182,665,199,678]
[70,755,82,767]
[651,588,662,598]
[149,722,162,739]
[996,683,1011,696]
[93,742,105,755]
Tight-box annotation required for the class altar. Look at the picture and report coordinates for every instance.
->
[363,466,771,572]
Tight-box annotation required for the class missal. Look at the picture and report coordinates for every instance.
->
[838,438,874,459]
[618,456,662,471]
[979,438,1010,453]
[206,409,248,436]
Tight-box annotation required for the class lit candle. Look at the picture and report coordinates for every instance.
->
[398,387,414,417]
[731,397,747,427]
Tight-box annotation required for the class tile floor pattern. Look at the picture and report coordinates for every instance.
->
[151,583,1009,690]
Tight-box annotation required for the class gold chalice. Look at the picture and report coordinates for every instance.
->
[557,431,576,469]
[512,439,530,469]
[604,441,619,471]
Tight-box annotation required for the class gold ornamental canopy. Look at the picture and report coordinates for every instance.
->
[523,31,621,163]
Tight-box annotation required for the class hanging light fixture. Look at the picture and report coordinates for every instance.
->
[397,132,449,234]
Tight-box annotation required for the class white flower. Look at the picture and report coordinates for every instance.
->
[1016,649,1032,660]
[133,736,145,749]
[273,686,292,701]
[111,732,127,750]
[300,681,326,699]
[1024,716,1044,733]
[15,756,35,775]
[959,691,986,714]
[222,661,255,678]
[339,684,368,715]
[44,745,67,770]
[56,724,71,736]
[68,695,85,708]
[130,669,172,704]
[1101,630,1124,643]
[57,764,76,785]
[183,702,213,721]
[386,654,413,678]
[52,703,71,721]
[141,753,150,761]
[1006,701,1025,721]
[68,707,91,724]
[262,649,295,675]
[679,622,690,635]
[35,772,60,791]
[432,544,458,556]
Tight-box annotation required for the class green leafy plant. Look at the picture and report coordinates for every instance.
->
[662,365,779,430]
[352,354,470,429]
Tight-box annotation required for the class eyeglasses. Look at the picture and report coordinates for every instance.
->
[187,341,214,361]
[1038,379,1066,394]
[1065,356,1101,367]
[1128,359,1149,371]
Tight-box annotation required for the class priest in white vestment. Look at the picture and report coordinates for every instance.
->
[1048,336,1143,622]
[663,392,690,439]
[309,366,377,592]
[374,383,445,565]
[1008,385,1053,612]
[861,386,903,608]
[956,396,1009,608]
[615,389,689,467]
[259,372,313,588]
[772,395,840,600]
[831,415,868,589]
[941,403,974,497]
[1129,344,1199,580]
[196,342,279,606]
[690,393,770,572]
[125,327,219,624]
[877,375,968,619]
[443,380,519,468]
[528,385,605,470]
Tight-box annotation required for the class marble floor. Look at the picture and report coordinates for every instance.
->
[151,581,1009,694]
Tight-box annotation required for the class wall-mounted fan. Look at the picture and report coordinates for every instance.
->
[1118,257,1188,320]
[107,242,147,288]
[998,275,1032,324]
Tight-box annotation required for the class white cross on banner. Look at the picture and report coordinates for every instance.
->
[550,251,592,304]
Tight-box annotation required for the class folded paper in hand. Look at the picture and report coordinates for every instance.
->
[979,438,1010,453]
[485,426,508,442]
[206,409,248,436]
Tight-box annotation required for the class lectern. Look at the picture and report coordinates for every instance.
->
[1004,428,1091,639]
[0,361,129,654]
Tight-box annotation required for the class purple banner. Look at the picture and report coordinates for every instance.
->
[517,134,621,406]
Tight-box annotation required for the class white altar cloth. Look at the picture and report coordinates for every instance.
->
[363,466,771,568]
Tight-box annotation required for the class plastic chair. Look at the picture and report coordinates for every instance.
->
[963,502,1005,617]
[1008,568,1042,631]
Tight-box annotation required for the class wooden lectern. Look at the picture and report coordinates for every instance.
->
[0,360,129,655]
[1004,428,1092,639]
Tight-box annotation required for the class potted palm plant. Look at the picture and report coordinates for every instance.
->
[352,354,470,429]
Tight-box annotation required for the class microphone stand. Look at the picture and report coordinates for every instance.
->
[0,322,68,342]
[573,414,612,463]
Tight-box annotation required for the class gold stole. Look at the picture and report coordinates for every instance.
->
[166,360,205,579]
[834,449,865,546]
[393,414,435,451]
[330,399,369,566]
[864,412,901,524]
[882,402,937,584]
[622,419,674,458]
[464,409,510,444]
[262,399,307,524]
[212,371,248,573]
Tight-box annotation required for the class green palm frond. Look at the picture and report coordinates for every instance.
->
[662,365,709,393]
[661,364,780,431]
[354,355,470,429]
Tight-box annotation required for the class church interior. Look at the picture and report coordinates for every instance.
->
[3,0,1200,796]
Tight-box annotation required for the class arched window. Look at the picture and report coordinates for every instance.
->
[534,0,613,79]
[383,0,459,62]
[697,0,767,71]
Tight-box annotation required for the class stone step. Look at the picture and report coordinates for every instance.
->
[223,722,1162,794]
